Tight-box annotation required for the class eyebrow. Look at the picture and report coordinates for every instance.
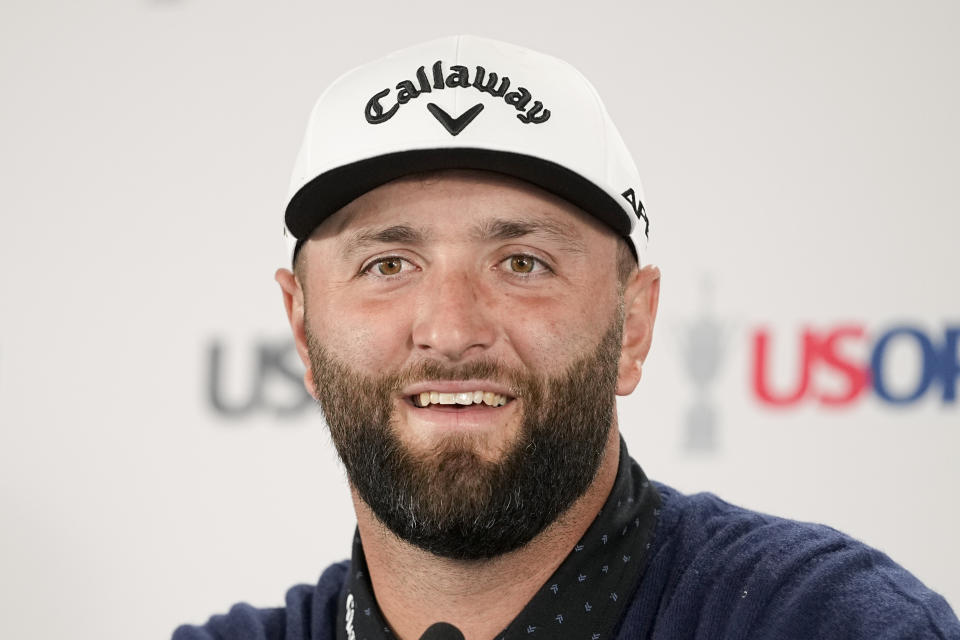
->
[472,217,586,253]
[339,215,586,259]
[340,224,431,259]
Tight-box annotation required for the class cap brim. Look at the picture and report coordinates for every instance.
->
[285,148,631,258]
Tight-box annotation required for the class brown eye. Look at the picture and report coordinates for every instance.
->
[376,258,403,275]
[510,255,536,273]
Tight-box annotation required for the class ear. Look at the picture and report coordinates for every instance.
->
[616,264,661,395]
[275,267,317,400]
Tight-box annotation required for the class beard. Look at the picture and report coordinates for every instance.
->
[306,312,623,561]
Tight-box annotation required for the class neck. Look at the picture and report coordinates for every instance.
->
[353,426,622,640]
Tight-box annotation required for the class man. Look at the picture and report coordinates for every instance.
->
[174,36,960,639]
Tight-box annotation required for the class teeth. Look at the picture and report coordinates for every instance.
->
[412,390,510,408]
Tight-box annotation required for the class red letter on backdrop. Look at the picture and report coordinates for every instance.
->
[814,325,870,406]
[752,328,814,406]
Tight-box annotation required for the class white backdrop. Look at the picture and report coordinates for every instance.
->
[1,1,957,638]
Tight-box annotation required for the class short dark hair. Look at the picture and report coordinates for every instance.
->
[616,237,638,288]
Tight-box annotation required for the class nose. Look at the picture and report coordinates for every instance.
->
[411,266,496,362]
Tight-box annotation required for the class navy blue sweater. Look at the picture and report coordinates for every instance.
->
[173,482,960,639]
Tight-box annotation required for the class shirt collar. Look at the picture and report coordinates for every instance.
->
[337,438,661,640]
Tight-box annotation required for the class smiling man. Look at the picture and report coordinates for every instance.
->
[293,171,645,569]
[174,36,959,640]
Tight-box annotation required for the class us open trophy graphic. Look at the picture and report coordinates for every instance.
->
[678,277,727,453]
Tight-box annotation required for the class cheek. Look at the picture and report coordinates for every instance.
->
[307,298,414,371]
[497,284,619,369]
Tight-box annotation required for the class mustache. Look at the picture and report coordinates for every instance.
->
[306,337,538,399]
[389,359,532,396]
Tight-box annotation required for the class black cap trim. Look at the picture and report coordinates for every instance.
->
[285,148,632,259]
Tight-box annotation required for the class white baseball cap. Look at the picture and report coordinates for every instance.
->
[284,35,649,264]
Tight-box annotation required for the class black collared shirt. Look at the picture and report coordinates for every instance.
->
[336,439,661,640]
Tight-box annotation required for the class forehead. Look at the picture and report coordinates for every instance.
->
[307,169,615,245]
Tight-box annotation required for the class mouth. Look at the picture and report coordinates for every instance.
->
[408,390,514,409]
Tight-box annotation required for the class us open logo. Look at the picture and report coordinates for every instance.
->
[205,338,311,418]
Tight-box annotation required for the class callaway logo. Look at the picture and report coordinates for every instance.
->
[426,102,484,136]
[621,188,650,238]
[365,61,551,135]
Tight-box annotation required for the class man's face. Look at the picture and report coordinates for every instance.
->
[290,170,643,559]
